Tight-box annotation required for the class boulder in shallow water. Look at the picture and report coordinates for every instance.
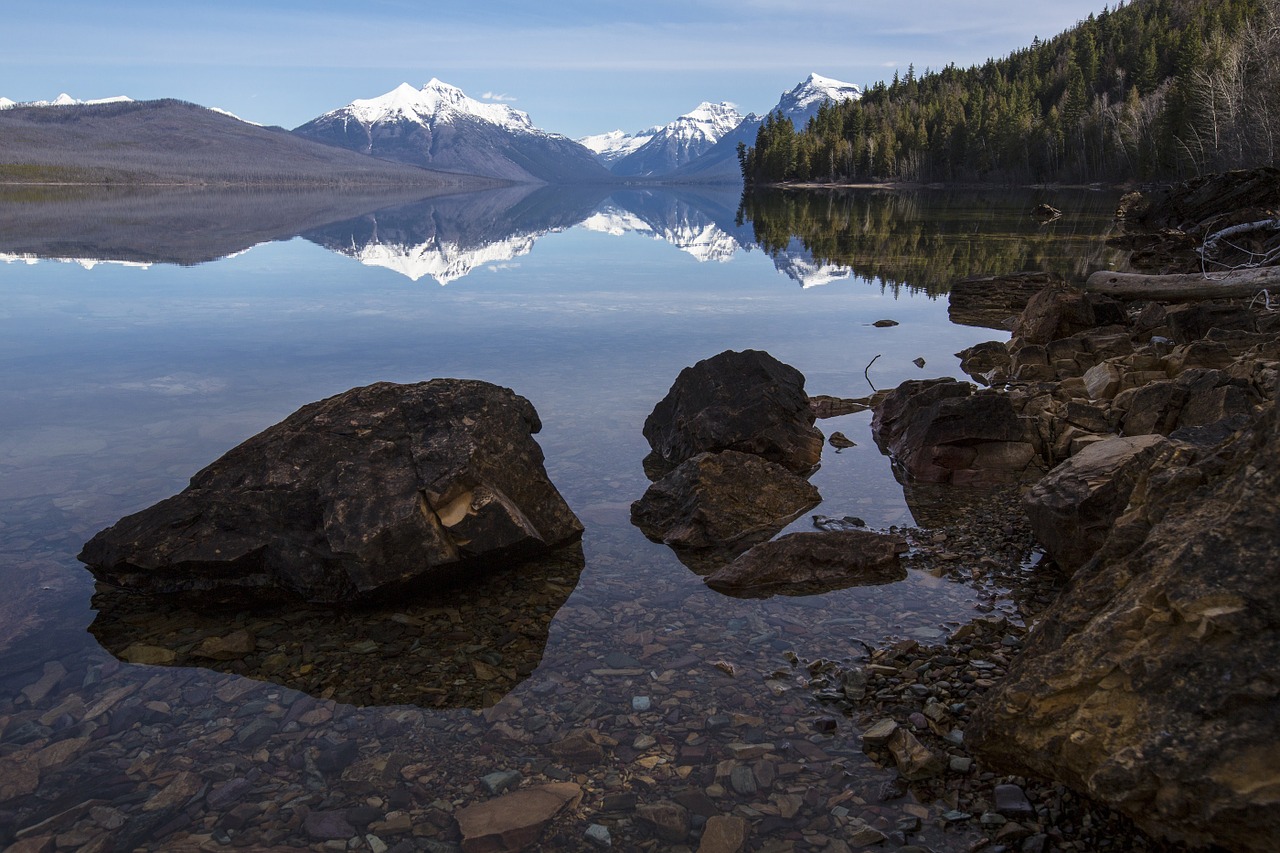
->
[630,450,820,564]
[79,379,583,605]
[705,530,907,597]
[871,378,1039,485]
[642,349,823,478]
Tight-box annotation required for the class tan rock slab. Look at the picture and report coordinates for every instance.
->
[455,783,582,853]
[697,815,749,853]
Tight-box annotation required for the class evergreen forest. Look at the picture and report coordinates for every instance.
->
[740,0,1280,184]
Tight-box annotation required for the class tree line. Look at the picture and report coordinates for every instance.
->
[740,0,1280,185]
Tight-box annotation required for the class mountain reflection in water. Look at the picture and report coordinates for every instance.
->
[0,184,1125,289]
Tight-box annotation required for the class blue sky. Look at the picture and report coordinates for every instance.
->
[5,1,1113,138]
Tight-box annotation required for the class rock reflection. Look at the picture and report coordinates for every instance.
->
[88,543,584,709]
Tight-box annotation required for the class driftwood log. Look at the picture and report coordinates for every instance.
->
[1085,266,1280,301]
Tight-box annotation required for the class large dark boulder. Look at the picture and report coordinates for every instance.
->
[641,350,823,478]
[948,271,1061,330]
[1022,434,1167,574]
[79,380,583,605]
[871,379,1039,485]
[1011,287,1127,345]
[704,530,907,597]
[630,450,819,567]
[971,398,1280,852]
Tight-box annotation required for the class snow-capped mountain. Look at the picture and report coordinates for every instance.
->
[670,73,863,182]
[0,93,133,110]
[578,128,660,165]
[609,102,744,177]
[293,80,613,184]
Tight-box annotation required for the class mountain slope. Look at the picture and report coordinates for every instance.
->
[293,80,613,184]
[579,128,660,165]
[0,99,489,188]
[609,102,744,177]
[671,73,863,182]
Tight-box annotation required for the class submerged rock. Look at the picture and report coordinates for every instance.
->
[79,379,583,605]
[641,349,823,478]
[704,530,907,597]
[948,271,1061,330]
[455,782,583,853]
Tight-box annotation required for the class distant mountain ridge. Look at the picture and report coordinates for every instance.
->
[667,73,863,182]
[0,99,491,188]
[608,102,744,177]
[0,93,133,109]
[293,80,613,184]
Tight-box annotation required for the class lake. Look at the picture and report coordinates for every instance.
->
[0,184,1125,850]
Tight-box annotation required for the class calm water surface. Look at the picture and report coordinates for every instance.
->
[0,186,1123,850]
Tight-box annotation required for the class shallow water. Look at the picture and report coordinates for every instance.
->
[0,185,1123,850]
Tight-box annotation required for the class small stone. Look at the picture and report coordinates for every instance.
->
[631,696,651,712]
[828,432,857,449]
[730,765,758,795]
[873,319,900,328]
[848,823,887,845]
[636,801,691,843]
[949,756,973,774]
[697,815,749,853]
[994,784,1035,819]
[913,357,927,369]
[942,810,972,823]
[191,630,256,660]
[304,809,355,841]
[481,770,522,795]
[365,835,389,853]
[861,718,898,748]
[585,824,612,848]
[887,728,945,781]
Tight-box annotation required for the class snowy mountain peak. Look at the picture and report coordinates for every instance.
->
[0,94,133,110]
[336,80,540,135]
[665,101,743,142]
[778,73,862,115]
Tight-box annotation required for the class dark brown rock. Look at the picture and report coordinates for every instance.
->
[78,380,583,605]
[809,394,871,419]
[630,450,820,559]
[635,801,691,843]
[871,379,1039,485]
[1012,287,1126,345]
[704,530,907,597]
[972,398,1280,853]
[642,350,823,478]
[1023,435,1167,573]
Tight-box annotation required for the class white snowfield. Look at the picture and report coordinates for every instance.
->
[323,80,555,137]
[0,93,133,109]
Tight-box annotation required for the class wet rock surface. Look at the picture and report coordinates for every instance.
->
[78,380,584,605]
[630,451,820,571]
[641,349,824,478]
[871,379,1040,485]
[973,393,1280,853]
[705,530,908,597]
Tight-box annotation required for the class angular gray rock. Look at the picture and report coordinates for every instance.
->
[641,349,823,478]
[704,530,907,596]
[1023,434,1167,573]
[79,380,583,604]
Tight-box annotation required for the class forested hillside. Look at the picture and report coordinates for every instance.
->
[741,0,1280,184]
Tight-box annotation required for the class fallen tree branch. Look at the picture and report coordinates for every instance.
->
[1085,266,1280,301]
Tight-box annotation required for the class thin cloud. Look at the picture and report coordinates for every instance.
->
[482,91,517,102]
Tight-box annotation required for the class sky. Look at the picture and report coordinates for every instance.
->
[3,1,1114,139]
